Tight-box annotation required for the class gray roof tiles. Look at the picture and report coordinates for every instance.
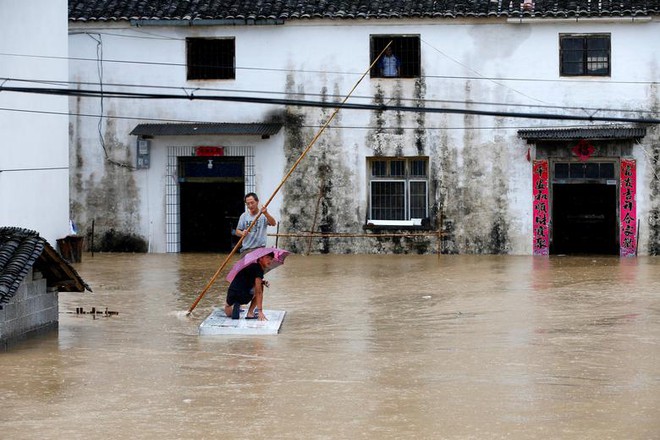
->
[0,228,90,304]
[518,125,648,141]
[129,122,283,137]
[68,0,660,22]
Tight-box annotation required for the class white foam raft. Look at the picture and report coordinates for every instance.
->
[198,308,286,335]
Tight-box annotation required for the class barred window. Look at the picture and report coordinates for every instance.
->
[370,35,421,79]
[560,34,610,77]
[554,162,615,180]
[187,38,235,80]
[368,157,429,222]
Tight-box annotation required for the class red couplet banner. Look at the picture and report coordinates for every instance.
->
[620,159,637,257]
[532,160,549,256]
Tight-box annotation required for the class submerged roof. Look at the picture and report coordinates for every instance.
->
[68,0,660,22]
[0,227,91,304]
[518,125,648,141]
[130,122,282,137]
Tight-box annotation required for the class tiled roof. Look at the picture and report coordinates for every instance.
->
[518,125,648,141]
[0,227,91,304]
[68,0,660,22]
[130,122,282,137]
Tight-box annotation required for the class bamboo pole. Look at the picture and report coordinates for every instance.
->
[186,43,394,316]
[275,221,280,248]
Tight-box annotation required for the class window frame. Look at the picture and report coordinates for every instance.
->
[367,157,430,226]
[186,37,236,81]
[559,34,611,77]
[552,160,618,184]
[370,179,407,221]
[408,179,429,220]
[370,35,421,79]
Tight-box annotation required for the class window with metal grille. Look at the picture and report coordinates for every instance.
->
[187,38,235,80]
[560,34,610,76]
[370,35,421,79]
[368,157,429,221]
[553,161,616,180]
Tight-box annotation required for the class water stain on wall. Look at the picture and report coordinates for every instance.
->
[648,143,660,255]
[435,81,511,254]
[414,77,427,156]
[75,113,146,251]
[280,76,361,254]
[368,82,408,158]
[281,74,446,254]
[488,121,512,254]
[435,115,458,254]
[70,94,85,228]
[645,83,660,254]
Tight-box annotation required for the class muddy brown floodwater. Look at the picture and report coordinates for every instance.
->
[1,253,659,439]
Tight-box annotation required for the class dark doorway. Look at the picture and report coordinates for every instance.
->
[551,183,618,255]
[179,156,245,252]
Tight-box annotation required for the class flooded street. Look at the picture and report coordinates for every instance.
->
[1,253,659,439]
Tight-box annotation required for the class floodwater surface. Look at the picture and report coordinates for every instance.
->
[1,253,659,439]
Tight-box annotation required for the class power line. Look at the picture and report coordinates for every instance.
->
[0,106,207,123]
[2,84,658,124]
[4,76,658,116]
[0,166,68,173]
[1,105,584,131]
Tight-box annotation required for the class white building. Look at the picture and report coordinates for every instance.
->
[0,0,71,246]
[67,1,660,255]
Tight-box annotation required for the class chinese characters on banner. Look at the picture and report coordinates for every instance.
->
[533,160,549,256]
[195,146,224,157]
[620,159,637,257]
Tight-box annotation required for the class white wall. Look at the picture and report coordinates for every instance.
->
[68,18,660,254]
[0,0,70,246]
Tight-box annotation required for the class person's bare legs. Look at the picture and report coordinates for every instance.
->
[247,290,267,321]
[224,302,243,318]
[246,301,257,318]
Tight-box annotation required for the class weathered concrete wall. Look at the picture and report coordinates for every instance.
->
[0,0,70,245]
[280,76,364,254]
[640,123,660,255]
[0,270,58,350]
[70,107,144,251]
[67,19,660,254]
[278,69,529,254]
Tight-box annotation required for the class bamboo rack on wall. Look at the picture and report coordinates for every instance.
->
[270,231,445,238]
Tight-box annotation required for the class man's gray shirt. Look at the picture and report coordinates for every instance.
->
[237,211,268,252]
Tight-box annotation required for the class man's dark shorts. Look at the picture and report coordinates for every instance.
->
[226,288,253,306]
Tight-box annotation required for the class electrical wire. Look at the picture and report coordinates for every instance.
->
[0,105,593,131]
[4,75,658,116]
[420,38,550,106]
[85,33,134,170]
[0,166,69,173]
[1,84,658,124]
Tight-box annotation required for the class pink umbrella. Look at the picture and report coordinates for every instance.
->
[226,247,290,282]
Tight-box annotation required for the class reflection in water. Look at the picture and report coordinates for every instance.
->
[1,254,659,439]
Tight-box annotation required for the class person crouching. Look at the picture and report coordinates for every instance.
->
[224,252,273,321]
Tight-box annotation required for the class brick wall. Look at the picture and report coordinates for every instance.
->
[0,269,59,349]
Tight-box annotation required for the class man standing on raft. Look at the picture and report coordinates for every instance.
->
[224,252,273,321]
[235,193,277,254]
